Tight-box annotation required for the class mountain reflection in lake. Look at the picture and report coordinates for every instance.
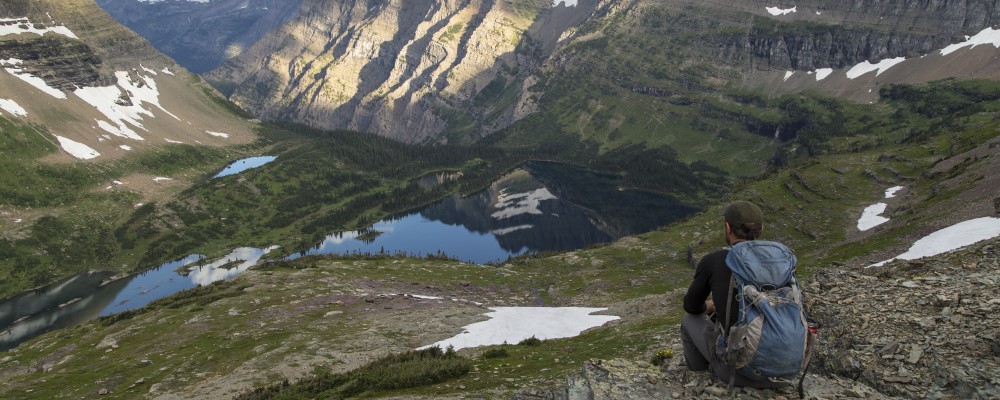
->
[0,161,696,350]
[295,161,696,264]
[0,248,279,351]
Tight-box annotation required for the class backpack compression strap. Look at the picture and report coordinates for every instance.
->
[725,275,737,393]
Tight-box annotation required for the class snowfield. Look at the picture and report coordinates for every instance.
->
[857,203,890,231]
[940,27,1000,56]
[868,217,1000,268]
[0,98,27,116]
[814,68,833,81]
[55,135,100,160]
[74,71,178,142]
[766,6,797,16]
[857,186,904,231]
[419,307,620,350]
[846,57,907,79]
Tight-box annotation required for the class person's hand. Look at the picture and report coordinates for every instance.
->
[705,300,715,315]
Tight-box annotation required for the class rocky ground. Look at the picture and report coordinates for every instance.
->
[513,237,1000,400]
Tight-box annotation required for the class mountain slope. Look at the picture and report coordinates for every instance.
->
[200,0,1000,145]
[0,0,255,162]
[0,0,264,296]
[206,0,598,143]
[95,0,304,74]
[2,79,998,399]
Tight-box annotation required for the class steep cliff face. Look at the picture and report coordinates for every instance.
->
[711,0,1000,70]
[200,0,1000,143]
[206,0,600,143]
[95,0,303,74]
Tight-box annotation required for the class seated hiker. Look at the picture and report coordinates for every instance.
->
[680,201,811,389]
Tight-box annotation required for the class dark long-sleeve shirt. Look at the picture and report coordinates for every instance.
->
[683,249,739,331]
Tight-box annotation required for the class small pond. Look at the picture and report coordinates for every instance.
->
[0,161,695,350]
[213,156,277,178]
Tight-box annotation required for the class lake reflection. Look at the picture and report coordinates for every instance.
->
[0,161,696,350]
[295,162,695,263]
[0,248,279,351]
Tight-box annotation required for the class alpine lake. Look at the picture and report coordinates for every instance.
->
[0,159,696,350]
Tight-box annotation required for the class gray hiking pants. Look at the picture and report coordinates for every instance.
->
[680,313,788,389]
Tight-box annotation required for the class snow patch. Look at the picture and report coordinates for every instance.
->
[492,224,534,236]
[153,177,173,182]
[766,6,797,16]
[0,17,78,39]
[1,58,66,99]
[0,98,27,116]
[115,71,179,120]
[206,131,230,138]
[75,71,179,141]
[552,0,577,6]
[884,186,904,198]
[857,186,905,231]
[55,135,100,160]
[868,217,1000,268]
[140,64,158,75]
[857,203,889,231]
[418,307,619,350]
[76,87,147,140]
[161,68,175,76]
[119,145,133,151]
[814,68,833,81]
[165,138,183,144]
[939,27,1000,56]
[846,57,907,79]
[783,71,795,82]
[491,188,558,219]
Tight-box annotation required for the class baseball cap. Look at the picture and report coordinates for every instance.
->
[723,201,764,229]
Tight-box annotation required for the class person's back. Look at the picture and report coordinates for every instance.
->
[679,201,812,390]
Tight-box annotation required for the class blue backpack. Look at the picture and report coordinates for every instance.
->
[716,240,814,386]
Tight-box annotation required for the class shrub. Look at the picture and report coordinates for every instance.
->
[481,347,509,359]
[517,336,543,346]
[236,346,470,400]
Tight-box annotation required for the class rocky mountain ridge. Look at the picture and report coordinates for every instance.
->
[206,0,602,143]
[192,0,1000,142]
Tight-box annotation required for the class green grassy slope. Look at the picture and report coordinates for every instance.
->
[2,79,998,398]
[0,117,238,296]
